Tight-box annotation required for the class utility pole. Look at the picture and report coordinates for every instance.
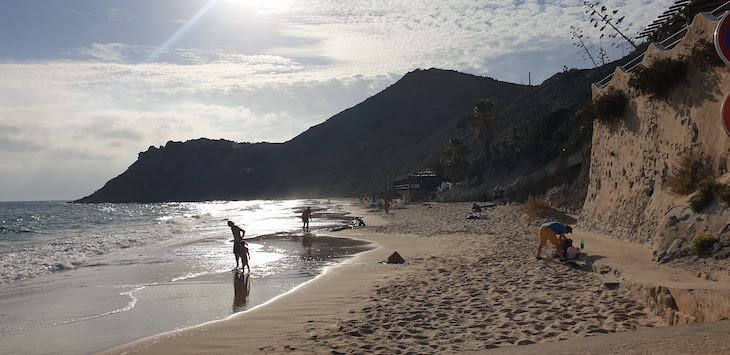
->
[528,72,531,86]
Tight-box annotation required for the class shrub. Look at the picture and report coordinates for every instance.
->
[718,184,730,205]
[685,39,725,70]
[666,152,714,195]
[691,234,719,257]
[523,196,552,218]
[628,58,688,99]
[575,103,596,124]
[593,89,628,123]
[438,138,471,182]
[689,179,719,212]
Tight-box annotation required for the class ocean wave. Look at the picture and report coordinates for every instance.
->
[0,228,180,286]
[79,285,145,320]
[171,271,211,282]
[0,226,37,234]
[156,213,214,223]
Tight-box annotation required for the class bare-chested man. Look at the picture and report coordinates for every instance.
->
[228,220,246,269]
[301,207,313,232]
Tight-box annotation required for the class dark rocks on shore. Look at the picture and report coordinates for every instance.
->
[386,251,405,264]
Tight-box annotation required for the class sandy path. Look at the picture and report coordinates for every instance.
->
[104,202,662,354]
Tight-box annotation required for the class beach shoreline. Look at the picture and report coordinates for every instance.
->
[101,202,429,354]
[0,200,371,354]
[102,201,676,354]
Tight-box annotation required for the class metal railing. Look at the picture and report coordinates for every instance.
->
[593,1,730,89]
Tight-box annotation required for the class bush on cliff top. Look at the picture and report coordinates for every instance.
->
[575,103,596,124]
[686,39,725,71]
[628,58,688,100]
[691,234,718,257]
[592,89,628,123]
[666,152,714,195]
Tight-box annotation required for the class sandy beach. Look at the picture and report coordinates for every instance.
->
[104,201,675,354]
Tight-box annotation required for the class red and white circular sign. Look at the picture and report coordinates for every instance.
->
[720,95,730,137]
[716,12,730,65]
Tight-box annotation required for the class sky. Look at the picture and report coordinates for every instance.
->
[0,0,674,201]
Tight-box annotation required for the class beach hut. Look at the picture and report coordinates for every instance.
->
[391,170,441,202]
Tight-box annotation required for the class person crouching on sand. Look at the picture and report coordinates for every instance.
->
[228,221,246,269]
[536,221,572,260]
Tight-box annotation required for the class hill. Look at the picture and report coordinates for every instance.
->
[76,65,620,203]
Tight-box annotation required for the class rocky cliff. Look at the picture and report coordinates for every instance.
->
[580,13,730,261]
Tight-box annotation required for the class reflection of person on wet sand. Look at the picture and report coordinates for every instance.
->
[232,271,250,313]
[302,233,313,248]
[228,220,246,269]
[301,207,313,232]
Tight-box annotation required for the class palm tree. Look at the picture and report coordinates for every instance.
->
[442,138,470,182]
[466,99,496,159]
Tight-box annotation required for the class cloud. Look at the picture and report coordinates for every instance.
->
[0,0,677,200]
[0,56,396,200]
[0,137,44,153]
[275,0,675,82]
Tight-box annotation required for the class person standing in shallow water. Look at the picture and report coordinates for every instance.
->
[301,207,313,232]
[228,221,246,269]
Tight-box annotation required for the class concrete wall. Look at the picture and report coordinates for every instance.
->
[580,13,730,247]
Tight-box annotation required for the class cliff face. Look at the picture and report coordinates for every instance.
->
[80,139,282,202]
[580,14,730,252]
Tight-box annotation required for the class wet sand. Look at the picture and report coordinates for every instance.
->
[105,202,668,354]
[0,233,371,354]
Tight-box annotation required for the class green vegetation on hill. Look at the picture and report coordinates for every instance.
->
[77,62,627,203]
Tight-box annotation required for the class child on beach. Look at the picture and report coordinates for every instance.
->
[240,241,250,273]
[228,220,246,269]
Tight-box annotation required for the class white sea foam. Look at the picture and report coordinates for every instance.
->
[80,285,145,320]
[0,202,218,285]
[0,199,345,286]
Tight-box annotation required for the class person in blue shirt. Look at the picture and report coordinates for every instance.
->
[536,221,572,260]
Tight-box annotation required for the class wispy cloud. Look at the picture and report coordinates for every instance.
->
[0,56,396,200]
[0,0,676,200]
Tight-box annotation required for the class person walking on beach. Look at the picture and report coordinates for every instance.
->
[228,221,246,269]
[536,221,572,260]
[384,199,390,214]
[302,207,313,232]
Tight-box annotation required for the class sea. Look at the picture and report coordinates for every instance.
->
[0,199,371,354]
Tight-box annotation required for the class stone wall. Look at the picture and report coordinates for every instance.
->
[580,13,730,247]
